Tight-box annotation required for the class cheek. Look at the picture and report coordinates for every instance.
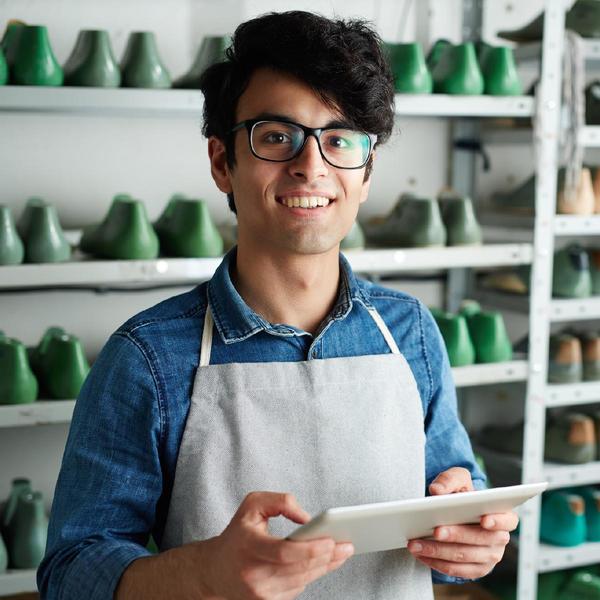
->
[340,172,368,200]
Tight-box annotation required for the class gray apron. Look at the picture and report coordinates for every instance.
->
[163,298,434,599]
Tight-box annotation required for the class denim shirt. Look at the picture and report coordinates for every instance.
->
[38,249,486,599]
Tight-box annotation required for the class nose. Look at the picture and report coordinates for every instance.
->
[287,135,329,181]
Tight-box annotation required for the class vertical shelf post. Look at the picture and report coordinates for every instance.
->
[518,1,566,599]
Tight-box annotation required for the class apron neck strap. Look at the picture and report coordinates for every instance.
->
[199,303,400,366]
[200,305,214,367]
[366,307,400,354]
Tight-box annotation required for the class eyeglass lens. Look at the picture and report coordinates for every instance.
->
[250,121,371,168]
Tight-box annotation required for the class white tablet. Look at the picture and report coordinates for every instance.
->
[287,482,547,555]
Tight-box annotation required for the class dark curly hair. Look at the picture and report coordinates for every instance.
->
[199,11,395,213]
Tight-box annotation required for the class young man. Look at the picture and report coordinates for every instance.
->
[38,11,517,599]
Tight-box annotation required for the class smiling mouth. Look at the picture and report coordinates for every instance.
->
[276,196,333,208]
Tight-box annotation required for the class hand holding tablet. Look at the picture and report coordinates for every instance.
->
[288,482,547,555]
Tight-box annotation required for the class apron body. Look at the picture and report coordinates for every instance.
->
[162,302,434,599]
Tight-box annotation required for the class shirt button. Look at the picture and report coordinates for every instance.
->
[311,349,318,359]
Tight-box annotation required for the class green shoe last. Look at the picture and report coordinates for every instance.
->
[40,333,90,399]
[432,42,484,95]
[120,31,171,89]
[158,199,223,258]
[540,490,587,546]
[545,413,596,464]
[552,245,592,299]
[0,338,38,405]
[440,195,482,245]
[435,313,476,366]
[63,30,121,87]
[385,42,432,94]
[548,333,583,384]
[12,25,63,86]
[467,311,513,363]
[0,205,24,265]
[480,46,522,96]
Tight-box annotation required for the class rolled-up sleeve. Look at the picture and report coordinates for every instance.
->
[38,332,162,599]
[419,306,487,585]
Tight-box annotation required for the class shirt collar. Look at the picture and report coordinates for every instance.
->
[207,247,369,344]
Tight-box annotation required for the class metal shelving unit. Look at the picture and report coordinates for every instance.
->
[0,2,579,598]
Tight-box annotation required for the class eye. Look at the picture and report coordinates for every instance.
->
[326,135,353,150]
[262,131,293,145]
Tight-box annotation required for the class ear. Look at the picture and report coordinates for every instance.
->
[208,136,233,194]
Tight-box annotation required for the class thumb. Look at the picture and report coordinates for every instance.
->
[429,467,474,495]
[237,492,311,527]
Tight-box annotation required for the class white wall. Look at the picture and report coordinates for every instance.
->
[0,0,545,510]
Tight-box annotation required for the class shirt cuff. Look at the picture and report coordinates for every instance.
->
[432,571,471,584]
[39,540,150,600]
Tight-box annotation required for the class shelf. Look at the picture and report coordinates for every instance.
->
[0,569,37,595]
[394,94,533,118]
[481,212,600,238]
[546,381,600,407]
[0,400,75,428]
[551,297,600,321]
[538,541,600,573]
[474,445,600,490]
[0,244,533,289]
[475,292,600,321]
[345,244,532,274]
[0,86,204,118]
[0,362,529,430]
[0,255,222,289]
[554,214,600,235]
[0,87,534,119]
[543,461,600,489]
[579,126,600,147]
[452,360,528,387]
[0,364,529,430]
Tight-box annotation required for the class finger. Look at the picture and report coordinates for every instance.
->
[407,539,506,565]
[238,492,311,526]
[425,524,510,546]
[414,555,495,579]
[480,511,519,532]
[429,467,474,495]
[254,535,335,564]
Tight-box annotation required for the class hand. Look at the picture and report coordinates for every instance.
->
[406,467,518,580]
[201,491,354,600]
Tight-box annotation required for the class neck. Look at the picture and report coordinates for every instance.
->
[232,242,341,335]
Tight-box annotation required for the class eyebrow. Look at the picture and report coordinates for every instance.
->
[250,112,354,129]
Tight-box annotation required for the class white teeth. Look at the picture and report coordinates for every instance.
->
[280,196,331,209]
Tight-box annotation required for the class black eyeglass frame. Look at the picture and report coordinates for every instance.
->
[228,118,378,170]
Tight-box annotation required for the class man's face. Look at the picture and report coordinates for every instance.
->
[213,67,372,256]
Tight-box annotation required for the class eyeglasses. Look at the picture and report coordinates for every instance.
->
[228,119,377,170]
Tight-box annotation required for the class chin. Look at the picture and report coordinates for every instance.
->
[283,233,340,255]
